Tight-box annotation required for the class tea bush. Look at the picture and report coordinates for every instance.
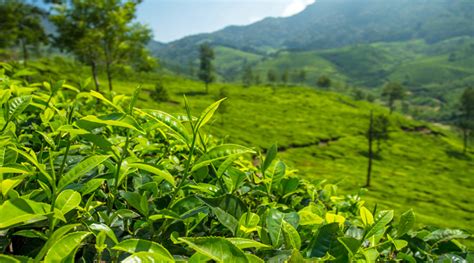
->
[0,63,472,262]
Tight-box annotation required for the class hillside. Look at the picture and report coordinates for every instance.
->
[26,58,474,238]
[151,0,474,122]
[104,71,474,237]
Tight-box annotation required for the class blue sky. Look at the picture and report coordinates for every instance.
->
[138,0,316,43]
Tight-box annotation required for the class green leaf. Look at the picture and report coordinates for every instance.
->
[238,212,260,234]
[1,175,27,198]
[14,229,48,240]
[363,248,379,262]
[8,147,52,185]
[0,167,29,174]
[227,238,271,249]
[80,134,112,151]
[306,223,340,258]
[198,194,247,220]
[8,95,32,119]
[266,209,285,248]
[192,144,254,172]
[282,220,301,250]
[179,237,249,263]
[393,239,408,250]
[55,190,81,214]
[79,178,105,196]
[44,231,91,263]
[189,253,212,263]
[364,210,394,239]
[298,205,324,226]
[396,209,415,237]
[360,206,374,226]
[138,109,191,144]
[0,255,20,263]
[78,115,143,133]
[338,237,361,256]
[423,229,470,242]
[89,223,119,244]
[35,224,80,261]
[262,144,277,174]
[89,90,123,112]
[121,192,147,216]
[128,163,175,186]
[270,161,286,190]
[121,252,174,263]
[36,131,56,148]
[195,98,226,132]
[0,198,51,229]
[211,206,239,235]
[113,239,173,261]
[57,155,109,191]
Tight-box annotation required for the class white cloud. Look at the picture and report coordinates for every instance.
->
[281,0,316,17]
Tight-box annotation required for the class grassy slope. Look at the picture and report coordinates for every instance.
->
[112,76,474,236]
[208,37,474,121]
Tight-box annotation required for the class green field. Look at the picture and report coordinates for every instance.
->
[106,72,474,237]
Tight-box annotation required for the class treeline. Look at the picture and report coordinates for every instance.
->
[0,0,155,91]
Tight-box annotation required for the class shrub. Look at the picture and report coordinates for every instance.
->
[0,64,471,262]
[150,81,170,102]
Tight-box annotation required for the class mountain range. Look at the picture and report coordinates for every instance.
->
[150,0,474,121]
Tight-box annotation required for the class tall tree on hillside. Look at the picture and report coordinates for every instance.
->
[382,82,406,114]
[242,64,253,88]
[51,0,153,91]
[0,0,48,66]
[458,87,474,153]
[267,70,277,85]
[298,69,306,84]
[198,43,215,93]
[281,70,289,86]
[373,114,390,153]
[366,111,375,187]
[366,112,391,187]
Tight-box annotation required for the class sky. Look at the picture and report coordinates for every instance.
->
[138,0,316,43]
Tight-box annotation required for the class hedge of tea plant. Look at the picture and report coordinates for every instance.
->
[0,63,472,262]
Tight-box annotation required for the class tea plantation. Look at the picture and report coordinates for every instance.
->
[0,61,472,262]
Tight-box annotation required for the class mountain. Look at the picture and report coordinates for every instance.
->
[153,0,474,64]
[151,0,474,122]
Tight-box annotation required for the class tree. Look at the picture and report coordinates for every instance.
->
[0,0,48,66]
[281,70,289,86]
[242,64,253,88]
[298,69,306,84]
[373,114,390,153]
[150,81,169,102]
[317,75,331,88]
[382,82,406,114]
[267,70,277,84]
[458,87,474,153]
[198,43,215,93]
[352,88,366,101]
[366,111,375,187]
[51,0,153,91]
[366,112,391,187]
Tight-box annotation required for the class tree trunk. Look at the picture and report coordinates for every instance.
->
[21,38,28,67]
[106,61,113,92]
[91,61,100,91]
[366,111,374,187]
[463,129,468,154]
